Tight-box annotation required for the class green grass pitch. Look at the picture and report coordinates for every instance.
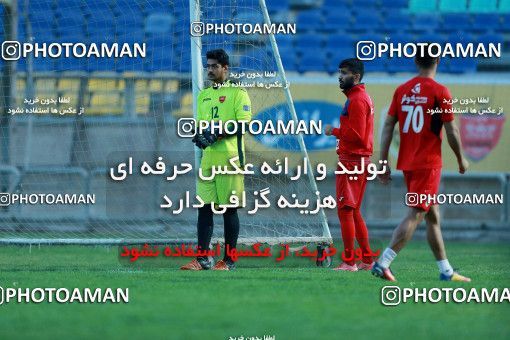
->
[0,241,509,339]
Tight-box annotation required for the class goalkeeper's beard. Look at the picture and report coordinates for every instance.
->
[208,73,228,85]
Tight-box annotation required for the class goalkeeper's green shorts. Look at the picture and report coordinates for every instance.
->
[197,167,245,205]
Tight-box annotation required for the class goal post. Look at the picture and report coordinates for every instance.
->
[0,0,333,249]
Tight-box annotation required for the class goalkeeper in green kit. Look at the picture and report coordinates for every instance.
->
[181,49,252,271]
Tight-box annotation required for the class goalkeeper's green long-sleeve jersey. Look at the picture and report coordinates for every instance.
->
[197,80,252,170]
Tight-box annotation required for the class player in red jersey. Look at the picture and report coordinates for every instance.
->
[372,46,471,282]
[325,58,376,272]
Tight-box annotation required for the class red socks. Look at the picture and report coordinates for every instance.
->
[338,207,373,265]
[338,207,355,266]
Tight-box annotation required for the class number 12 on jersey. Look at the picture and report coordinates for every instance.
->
[402,105,424,133]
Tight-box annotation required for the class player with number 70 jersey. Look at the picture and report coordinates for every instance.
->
[387,77,454,171]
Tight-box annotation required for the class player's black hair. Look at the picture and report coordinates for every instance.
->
[415,43,439,69]
[338,58,364,81]
[206,49,230,66]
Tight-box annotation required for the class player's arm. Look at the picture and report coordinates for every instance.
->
[380,115,398,163]
[439,86,468,174]
[444,120,469,174]
[193,91,219,149]
[378,91,398,184]
[378,115,398,184]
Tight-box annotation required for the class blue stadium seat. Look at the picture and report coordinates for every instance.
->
[380,0,409,10]
[322,0,349,10]
[87,15,116,36]
[326,34,355,51]
[56,10,85,37]
[116,57,146,72]
[447,57,477,73]
[32,58,55,72]
[477,33,504,46]
[275,35,294,50]
[298,52,326,73]
[321,11,352,32]
[81,0,111,17]
[238,52,270,72]
[409,0,437,13]
[144,0,172,15]
[382,11,411,32]
[88,32,116,44]
[56,56,87,72]
[17,57,27,72]
[326,48,356,73]
[146,53,176,72]
[55,0,83,10]
[27,7,55,24]
[498,14,510,32]
[500,0,510,12]
[387,56,416,73]
[115,12,145,35]
[412,14,440,32]
[145,13,175,34]
[171,1,188,16]
[146,33,173,52]
[363,57,388,73]
[28,0,53,17]
[351,12,380,32]
[235,10,263,25]
[295,33,323,53]
[296,10,323,32]
[112,0,143,16]
[439,0,467,13]
[87,56,115,72]
[58,30,86,42]
[30,19,56,42]
[278,46,297,72]
[440,13,471,32]
[471,14,501,33]
[267,0,289,13]
[469,0,498,13]
[386,32,412,44]
[447,32,474,45]
[417,32,446,44]
[352,0,379,7]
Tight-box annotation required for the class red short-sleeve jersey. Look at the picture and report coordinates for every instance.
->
[387,76,454,170]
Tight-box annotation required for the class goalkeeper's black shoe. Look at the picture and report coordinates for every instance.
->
[180,258,213,270]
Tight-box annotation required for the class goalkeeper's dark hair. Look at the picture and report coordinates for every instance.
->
[338,58,364,81]
[206,49,230,66]
[415,43,439,69]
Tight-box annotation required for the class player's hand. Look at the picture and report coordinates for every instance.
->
[378,166,392,185]
[324,124,333,136]
[192,133,205,149]
[458,157,469,174]
[192,128,219,149]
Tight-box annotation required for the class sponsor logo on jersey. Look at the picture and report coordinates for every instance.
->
[411,83,421,94]
[202,98,211,102]
[219,96,226,103]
